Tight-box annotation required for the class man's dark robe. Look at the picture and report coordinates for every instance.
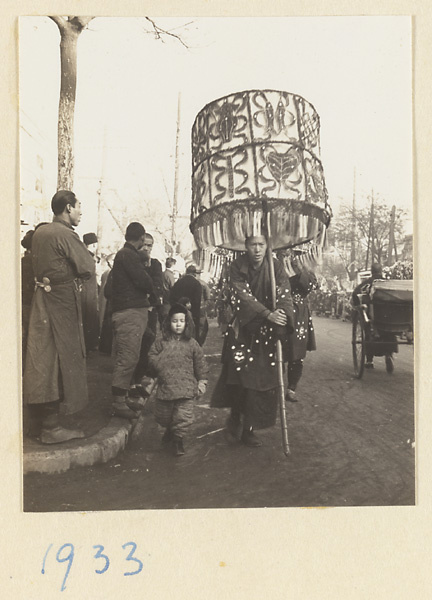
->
[211,254,294,429]
[21,250,35,360]
[23,217,95,415]
[352,276,398,357]
[170,274,202,340]
[81,251,99,351]
[133,257,164,382]
[99,269,114,355]
[283,269,317,362]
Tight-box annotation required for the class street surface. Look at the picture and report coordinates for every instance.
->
[24,315,415,511]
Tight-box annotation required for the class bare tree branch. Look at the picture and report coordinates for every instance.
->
[49,16,67,32]
[49,16,94,34]
[68,16,94,31]
[167,21,195,32]
[144,16,190,48]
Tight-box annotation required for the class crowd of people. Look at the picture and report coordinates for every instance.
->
[21,190,321,455]
[308,288,353,321]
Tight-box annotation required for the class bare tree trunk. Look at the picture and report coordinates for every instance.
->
[50,16,93,190]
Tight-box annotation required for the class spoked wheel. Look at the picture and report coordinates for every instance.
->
[385,354,394,374]
[352,311,366,379]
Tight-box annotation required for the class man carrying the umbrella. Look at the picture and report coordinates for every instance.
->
[211,234,295,447]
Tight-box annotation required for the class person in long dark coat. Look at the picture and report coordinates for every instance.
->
[169,265,203,343]
[215,262,233,335]
[211,235,294,447]
[283,259,317,402]
[81,232,100,352]
[99,264,114,355]
[21,229,35,364]
[23,191,95,444]
[351,262,397,371]
[197,275,210,346]
[160,256,177,325]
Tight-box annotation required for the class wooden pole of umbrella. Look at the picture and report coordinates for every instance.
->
[264,204,290,456]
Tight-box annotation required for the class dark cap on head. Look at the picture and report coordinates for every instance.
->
[177,296,191,307]
[83,232,98,246]
[186,264,202,274]
[371,263,382,275]
[125,222,145,241]
[21,230,34,250]
[168,303,188,318]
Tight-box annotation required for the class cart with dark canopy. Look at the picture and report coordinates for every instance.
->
[352,279,413,378]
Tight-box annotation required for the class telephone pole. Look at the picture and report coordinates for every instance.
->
[350,168,356,280]
[365,189,374,269]
[387,205,398,265]
[96,126,108,256]
[171,93,181,251]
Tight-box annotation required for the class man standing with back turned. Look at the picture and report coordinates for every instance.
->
[23,190,95,444]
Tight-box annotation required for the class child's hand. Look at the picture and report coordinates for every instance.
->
[197,380,207,395]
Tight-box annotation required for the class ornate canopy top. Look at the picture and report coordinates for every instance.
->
[190,89,331,252]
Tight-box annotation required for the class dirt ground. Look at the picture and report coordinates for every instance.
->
[24,315,415,511]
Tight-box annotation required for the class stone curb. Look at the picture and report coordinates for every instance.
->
[23,418,133,475]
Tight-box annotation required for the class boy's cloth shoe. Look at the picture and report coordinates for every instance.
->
[129,385,150,399]
[40,426,85,444]
[365,362,374,369]
[241,428,262,447]
[126,398,147,411]
[112,404,138,420]
[285,389,297,403]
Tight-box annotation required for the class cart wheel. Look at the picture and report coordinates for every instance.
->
[385,355,394,374]
[352,311,366,379]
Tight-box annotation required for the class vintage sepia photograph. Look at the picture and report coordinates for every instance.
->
[20,15,414,512]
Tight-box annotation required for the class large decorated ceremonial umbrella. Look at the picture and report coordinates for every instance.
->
[190,89,332,257]
[190,89,332,454]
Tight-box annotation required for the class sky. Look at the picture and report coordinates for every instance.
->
[19,16,413,257]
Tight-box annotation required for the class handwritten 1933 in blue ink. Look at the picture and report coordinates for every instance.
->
[41,542,143,591]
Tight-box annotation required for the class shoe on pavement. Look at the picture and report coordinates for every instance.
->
[365,362,374,369]
[162,429,173,445]
[225,414,242,441]
[173,437,185,456]
[385,355,394,374]
[40,426,85,444]
[112,404,139,419]
[126,398,147,412]
[285,389,297,403]
[129,385,150,399]
[241,428,262,447]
